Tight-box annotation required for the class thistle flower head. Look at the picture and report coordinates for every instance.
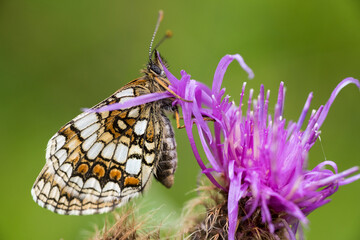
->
[160,54,360,240]
[93,52,360,240]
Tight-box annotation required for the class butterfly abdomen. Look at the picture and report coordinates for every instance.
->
[154,114,178,188]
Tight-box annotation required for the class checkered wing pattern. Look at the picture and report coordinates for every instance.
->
[31,79,169,215]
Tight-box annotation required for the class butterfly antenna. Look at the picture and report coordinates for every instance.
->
[149,10,164,61]
[151,30,173,57]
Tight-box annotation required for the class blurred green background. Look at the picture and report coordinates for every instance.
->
[0,0,359,239]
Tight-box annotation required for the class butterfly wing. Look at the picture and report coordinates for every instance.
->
[31,79,165,215]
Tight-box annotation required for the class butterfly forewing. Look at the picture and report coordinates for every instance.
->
[31,78,174,215]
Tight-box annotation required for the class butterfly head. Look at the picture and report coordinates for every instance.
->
[148,51,167,78]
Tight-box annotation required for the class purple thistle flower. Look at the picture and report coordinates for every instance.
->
[159,54,360,239]
[93,52,360,239]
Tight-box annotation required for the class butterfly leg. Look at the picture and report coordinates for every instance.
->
[175,108,186,129]
[174,109,214,129]
[154,77,192,103]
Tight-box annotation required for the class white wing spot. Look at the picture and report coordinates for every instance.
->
[144,153,155,164]
[82,133,98,151]
[134,120,147,135]
[117,120,127,130]
[145,141,155,151]
[115,88,134,98]
[142,165,153,187]
[87,142,104,160]
[56,209,66,215]
[66,138,80,151]
[119,97,134,103]
[68,209,81,215]
[49,186,60,201]
[58,196,68,205]
[69,198,81,208]
[80,193,99,201]
[38,199,45,207]
[60,163,73,178]
[53,174,66,188]
[114,143,128,164]
[128,107,140,118]
[80,208,96,215]
[31,188,37,202]
[102,182,121,195]
[129,144,142,156]
[41,182,51,197]
[102,142,116,159]
[55,149,68,165]
[69,176,84,191]
[46,138,53,159]
[35,179,45,191]
[74,113,98,130]
[54,135,66,152]
[100,111,109,118]
[125,158,142,175]
[84,178,102,193]
[81,123,100,139]
[121,188,140,198]
[46,205,55,212]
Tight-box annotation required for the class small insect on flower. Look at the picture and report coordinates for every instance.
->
[31,11,180,215]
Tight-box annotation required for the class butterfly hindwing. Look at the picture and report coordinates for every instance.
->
[31,80,170,215]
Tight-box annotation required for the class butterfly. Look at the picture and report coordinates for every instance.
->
[31,11,179,215]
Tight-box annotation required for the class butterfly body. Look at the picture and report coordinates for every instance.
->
[31,55,178,215]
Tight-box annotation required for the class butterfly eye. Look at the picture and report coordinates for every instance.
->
[150,64,162,75]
